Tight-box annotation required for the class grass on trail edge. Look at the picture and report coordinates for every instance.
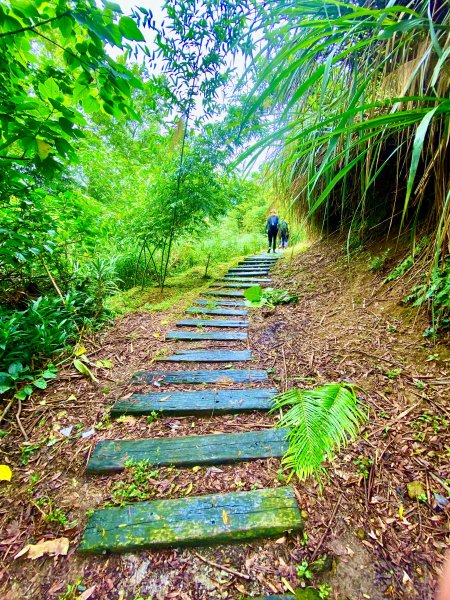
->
[106,254,261,315]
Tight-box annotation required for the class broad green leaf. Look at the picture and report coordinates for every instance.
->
[33,379,48,390]
[82,94,100,114]
[96,359,113,369]
[36,139,51,160]
[244,285,263,302]
[118,16,145,41]
[73,359,98,383]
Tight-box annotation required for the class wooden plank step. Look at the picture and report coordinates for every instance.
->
[221,277,272,283]
[111,388,278,416]
[227,270,270,276]
[158,350,253,362]
[86,429,289,473]
[204,290,245,297]
[239,260,275,264]
[78,486,302,553]
[166,331,247,341]
[176,319,248,328]
[211,282,256,289]
[194,299,246,306]
[133,369,268,384]
[186,307,248,316]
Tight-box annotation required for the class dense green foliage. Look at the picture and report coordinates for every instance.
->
[0,1,269,402]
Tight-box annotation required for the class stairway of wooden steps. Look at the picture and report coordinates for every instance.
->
[80,253,304,554]
[110,388,278,417]
[86,429,289,473]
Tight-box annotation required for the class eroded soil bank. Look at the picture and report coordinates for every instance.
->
[1,237,448,599]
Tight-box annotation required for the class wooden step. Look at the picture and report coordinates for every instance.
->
[227,270,270,276]
[78,486,302,553]
[176,319,248,328]
[211,282,256,289]
[195,299,246,307]
[186,307,248,316]
[204,290,245,298]
[158,350,253,362]
[166,331,247,341]
[221,277,272,283]
[86,429,289,473]
[133,369,268,384]
[111,388,278,416]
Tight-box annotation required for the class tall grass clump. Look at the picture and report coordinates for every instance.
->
[241,0,449,265]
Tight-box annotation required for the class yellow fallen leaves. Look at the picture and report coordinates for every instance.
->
[15,537,69,560]
[0,465,12,481]
[222,509,230,525]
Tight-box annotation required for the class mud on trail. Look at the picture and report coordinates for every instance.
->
[1,238,448,599]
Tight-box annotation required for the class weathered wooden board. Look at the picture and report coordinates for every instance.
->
[176,319,249,328]
[158,350,253,362]
[227,270,270,276]
[111,388,278,416]
[221,277,272,283]
[194,299,246,307]
[211,282,255,289]
[186,307,248,316]
[133,369,268,384]
[78,486,302,553]
[166,331,247,341]
[86,429,289,473]
[204,290,245,297]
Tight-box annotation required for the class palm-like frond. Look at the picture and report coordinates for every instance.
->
[271,383,367,481]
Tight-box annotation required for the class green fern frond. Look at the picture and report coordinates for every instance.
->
[271,383,367,481]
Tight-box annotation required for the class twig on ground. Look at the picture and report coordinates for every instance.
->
[193,551,250,580]
[311,495,342,562]
[15,399,28,440]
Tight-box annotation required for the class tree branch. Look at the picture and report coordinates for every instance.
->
[0,11,71,38]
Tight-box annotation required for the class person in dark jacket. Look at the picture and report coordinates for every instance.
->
[279,218,289,248]
[265,208,279,253]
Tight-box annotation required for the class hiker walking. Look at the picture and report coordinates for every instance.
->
[280,218,289,249]
[265,208,279,253]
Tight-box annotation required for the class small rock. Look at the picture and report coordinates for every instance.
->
[433,493,449,510]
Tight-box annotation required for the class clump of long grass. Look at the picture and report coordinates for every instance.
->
[240,0,450,264]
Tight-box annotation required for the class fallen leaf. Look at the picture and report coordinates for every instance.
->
[192,466,202,473]
[74,345,86,356]
[407,480,426,500]
[119,415,136,425]
[15,537,69,560]
[185,482,193,495]
[59,426,73,437]
[222,509,230,525]
[73,359,98,383]
[161,320,169,325]
[67,394,77,401]
[153,333,160,338]
[79,586,96,600]
[215,377,234,384]
[0,465,12,481]
[96,359,113,369]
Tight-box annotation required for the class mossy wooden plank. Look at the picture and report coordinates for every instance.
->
[86,429,289,473]
[186,307,248,317]
[227,270,270,276]
[133,369,268,384]
[111,388,278,416]
[195,299,246,307]
[159,350,253,362]
[166,331,247,341]
[204,290,245,298]
[221,277,272,283]
[78,486,302,553]
[211,282,256,289]
[176,319,249,328]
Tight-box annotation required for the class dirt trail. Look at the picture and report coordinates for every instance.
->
[1,238,448,599]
